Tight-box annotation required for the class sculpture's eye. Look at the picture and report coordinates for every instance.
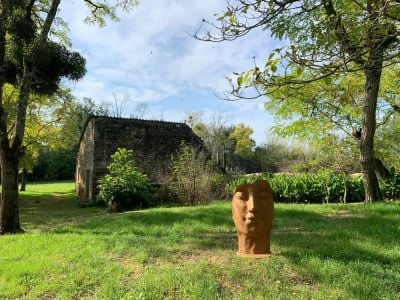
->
[240,193,249,201]
[235,192,248,201]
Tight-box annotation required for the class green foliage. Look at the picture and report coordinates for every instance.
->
[30,42,86,95]
[185,112,234,171]
[226,173,365,203]
[5,42,86,95]
[4,4,87,96]
[25,95,109,181]
[382,171,400,199]
[264,73,365,140]
[168,143,215,205]
[375,111,400,170]
[254,137,310,173]
[83,0,139,27]
[228,123,255,155]
[31,147,76,181]
[54,96,109,149]
[204,0,400,202]
[97,148,153,212]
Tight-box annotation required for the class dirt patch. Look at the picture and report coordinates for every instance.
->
[288,271,317,288]
[38,294,58,300]
[175,249,232,265]
[325,210,367,219]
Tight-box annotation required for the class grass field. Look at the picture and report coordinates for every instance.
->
[0,181,399,299]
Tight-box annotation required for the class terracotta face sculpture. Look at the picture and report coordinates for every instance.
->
[232,179,274,257]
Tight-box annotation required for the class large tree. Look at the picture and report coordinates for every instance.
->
[0,0,137,234]
[265,70,397,176]
[199,0,400,202]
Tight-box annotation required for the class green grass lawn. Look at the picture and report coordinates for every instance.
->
[0,181,399,299]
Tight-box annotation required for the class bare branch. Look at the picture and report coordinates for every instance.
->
[0,3,11,150]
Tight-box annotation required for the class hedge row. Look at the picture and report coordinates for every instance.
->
[382,172,400,199]
[226,173,365,203]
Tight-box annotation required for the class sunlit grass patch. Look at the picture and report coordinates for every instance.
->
[20,180,75,195]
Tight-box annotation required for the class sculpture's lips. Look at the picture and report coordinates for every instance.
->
[245,219,257,225]
[245,214,255,222]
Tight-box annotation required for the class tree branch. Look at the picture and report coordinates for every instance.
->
[26,0,36,20]
[38,0,61,43]
[12,0,61,152]
[0,2,11,151]
[392,103,400,113]
[322,0,366,66]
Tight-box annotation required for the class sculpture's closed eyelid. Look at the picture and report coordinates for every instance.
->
[234,193,248,200]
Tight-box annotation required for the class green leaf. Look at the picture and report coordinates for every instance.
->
[225,10,233,17]
[268,52,275,60]
[237,76,243,86]
[296,67,304,75]
[243,72,250,84]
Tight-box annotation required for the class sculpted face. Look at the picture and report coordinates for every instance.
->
[232,179,274,237]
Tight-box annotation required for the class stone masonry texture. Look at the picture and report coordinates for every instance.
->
[76,116,203,202]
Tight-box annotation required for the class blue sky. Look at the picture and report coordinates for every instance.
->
[60,0,278,145]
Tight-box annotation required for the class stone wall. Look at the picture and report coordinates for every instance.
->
[76,116,204,202]
[75,119,95,201]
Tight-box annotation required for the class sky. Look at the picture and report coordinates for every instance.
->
[59,0,279,145]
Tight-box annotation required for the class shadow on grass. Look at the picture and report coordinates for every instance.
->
[50,205,237,252]
[20,192,106,231]
[19,193,236,252]
[273,205,400,263]
[18,190,400,298]
[20,193,400,262]
[273,205,400,298]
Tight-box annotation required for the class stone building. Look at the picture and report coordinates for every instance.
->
[76,116,203,203]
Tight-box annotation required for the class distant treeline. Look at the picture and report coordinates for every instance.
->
[28,147,76,181]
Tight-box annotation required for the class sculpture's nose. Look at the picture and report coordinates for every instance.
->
[247,194,255,212]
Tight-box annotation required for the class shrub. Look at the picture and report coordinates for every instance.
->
[97,148,153,212]
[168,143,216,205]
[210,172,232,200]
[382,171,400,199]
[226,172,365,203]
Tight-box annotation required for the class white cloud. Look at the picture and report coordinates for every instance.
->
[59,0,277,144]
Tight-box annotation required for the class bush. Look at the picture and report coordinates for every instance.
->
[226,172,365,203]
[168,143,217,205]
[97,148,153,212]
[382,171,400,199]
[210,172,232,200]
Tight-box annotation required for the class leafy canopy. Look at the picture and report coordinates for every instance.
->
[199,0,400,98]
[4,3,86,96]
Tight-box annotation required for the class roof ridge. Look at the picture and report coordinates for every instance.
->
[89,115,187,126]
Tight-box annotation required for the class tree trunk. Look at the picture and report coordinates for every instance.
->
[0,152,22,234]
[359,64,383,203]
[0,0,61,235]
[342,174,347,204]
[374,157,391,179]
[20,168,28,192]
